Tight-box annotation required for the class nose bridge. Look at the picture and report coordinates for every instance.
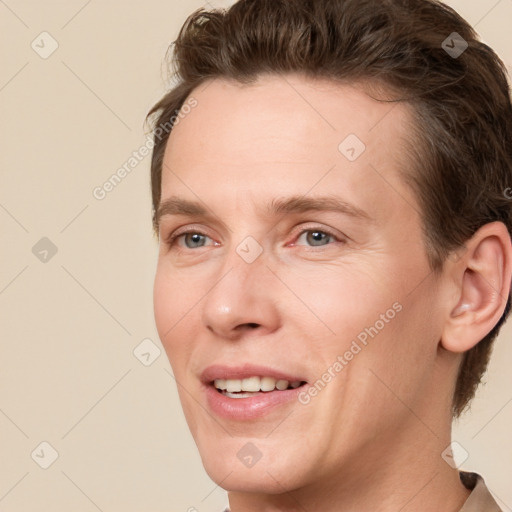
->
[201,237,279,338]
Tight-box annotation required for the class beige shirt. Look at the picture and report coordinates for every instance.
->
[222,472,502,512]
[459,472,503,511]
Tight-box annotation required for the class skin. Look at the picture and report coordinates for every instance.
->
[153,73,512,512]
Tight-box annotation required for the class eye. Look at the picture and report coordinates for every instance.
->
[166,230,216,250]
[294,227,342,247]
[164,226,344,251]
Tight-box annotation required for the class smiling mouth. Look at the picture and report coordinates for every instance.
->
[212,376,308,398]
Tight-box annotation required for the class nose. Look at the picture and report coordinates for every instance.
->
[201,249,281,341]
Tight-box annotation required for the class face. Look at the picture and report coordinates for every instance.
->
[153,74,448,493]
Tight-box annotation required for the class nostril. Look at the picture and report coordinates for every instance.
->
[247,323,259,329]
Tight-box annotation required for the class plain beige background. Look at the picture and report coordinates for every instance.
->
[1,1,511,510]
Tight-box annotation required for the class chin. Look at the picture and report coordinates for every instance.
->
[197,439,310,494]
[204,462,302,494]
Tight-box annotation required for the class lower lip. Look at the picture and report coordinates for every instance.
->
[204,383,307,420]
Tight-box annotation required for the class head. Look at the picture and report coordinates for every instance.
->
[149,0,512,495]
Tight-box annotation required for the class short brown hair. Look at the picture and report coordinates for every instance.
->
[146,0,512,417]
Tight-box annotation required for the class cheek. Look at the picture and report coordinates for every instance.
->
[153,265,199,369]
[286,263,394,344]
[153,269,174,342]
[287,262,421,412]
[153,260,202,327]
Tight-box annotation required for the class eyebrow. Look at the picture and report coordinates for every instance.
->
[155,195,372,226]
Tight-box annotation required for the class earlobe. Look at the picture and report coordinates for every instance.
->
[441,222,512,354]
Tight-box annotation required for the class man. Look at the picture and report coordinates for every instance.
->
[148,0,512,510]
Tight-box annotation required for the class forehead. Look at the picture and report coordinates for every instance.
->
[167,74,411,156]
[160,74,417,222]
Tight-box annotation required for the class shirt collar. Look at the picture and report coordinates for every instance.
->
[458,471,503,511]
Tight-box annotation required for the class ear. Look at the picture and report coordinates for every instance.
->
[441,222,512,353]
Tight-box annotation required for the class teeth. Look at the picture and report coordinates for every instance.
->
[213,376,304,392]
[226,380,242,392]
[214,379,227,390]
[242,376,260,392]
[276,379,289,390]
[260,376,276,392]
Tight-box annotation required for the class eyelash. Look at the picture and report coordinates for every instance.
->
[164,225,344,250]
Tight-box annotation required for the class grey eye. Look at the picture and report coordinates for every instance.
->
[297,230,335,247]
[183,233,209,248]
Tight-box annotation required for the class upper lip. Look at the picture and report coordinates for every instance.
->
[200,364,308,384]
